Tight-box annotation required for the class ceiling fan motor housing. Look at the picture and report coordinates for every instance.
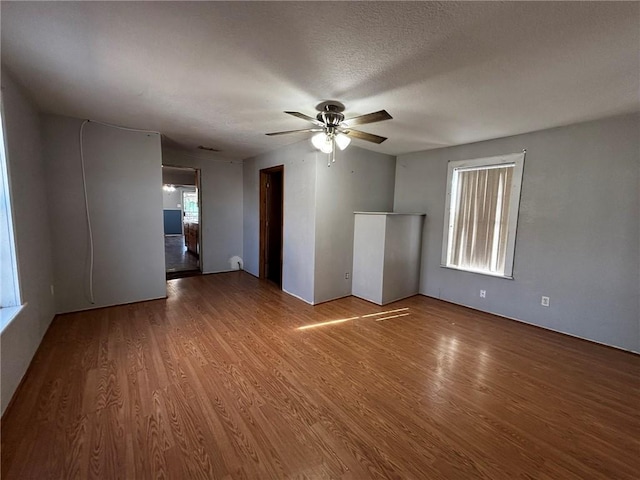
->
[317,111,345,128]
[316,101,346,128]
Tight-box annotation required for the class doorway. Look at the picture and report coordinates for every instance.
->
[259,165,284,287]
[162,165,201,279]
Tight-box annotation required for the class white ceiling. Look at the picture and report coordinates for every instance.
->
[2,1,638,160]
[163,166,196,186]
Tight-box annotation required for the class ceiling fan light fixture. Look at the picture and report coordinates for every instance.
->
[312,132,333,153]
[311,132,324,149]
[335,133,351,150]
[271,102,391,164]
[320,140,334,154]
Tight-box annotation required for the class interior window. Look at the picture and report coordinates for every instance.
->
[0,95,22,327]
[441,152,525,278]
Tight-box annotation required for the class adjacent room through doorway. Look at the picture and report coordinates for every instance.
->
[162,165,201,278]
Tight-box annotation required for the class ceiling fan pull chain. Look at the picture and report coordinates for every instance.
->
[332,138,336,164]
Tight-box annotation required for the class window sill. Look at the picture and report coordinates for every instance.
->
[440,265,514,280]
[0,304,26,334]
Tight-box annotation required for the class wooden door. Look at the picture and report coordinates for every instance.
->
[259,166,284,286]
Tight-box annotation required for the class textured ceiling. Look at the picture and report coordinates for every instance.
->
[2,1,638,160]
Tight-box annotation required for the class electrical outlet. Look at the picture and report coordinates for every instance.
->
[50,285,55,296]
[345,272,350,280]
[541,296,550,307]
[480,290,486,298]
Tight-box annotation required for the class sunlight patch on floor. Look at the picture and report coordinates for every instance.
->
[374,312,410,322]
[297,308,410,330]
[297,316,361,330]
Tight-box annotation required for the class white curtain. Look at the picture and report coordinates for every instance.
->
[449,165,514,274]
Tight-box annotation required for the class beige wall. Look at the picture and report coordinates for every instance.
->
[42,115,166,313]
[162,148,243,274]
[243,141,317,303]
[313,147,396,304]
[1,71,56,414]
[394,113,640,352]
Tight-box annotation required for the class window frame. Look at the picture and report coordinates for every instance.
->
[182,189,199,224]
[440,151,525,279]
[0,93,24,332]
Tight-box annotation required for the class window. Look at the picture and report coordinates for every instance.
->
[441,152,525,278]
[183,190,199,223]
[0,94,22,331]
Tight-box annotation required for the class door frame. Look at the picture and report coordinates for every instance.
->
[259,165,284,282]
[162,164,202,272]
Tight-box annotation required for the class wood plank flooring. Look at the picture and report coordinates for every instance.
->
[2,272,639,479]
[165,234,199,273]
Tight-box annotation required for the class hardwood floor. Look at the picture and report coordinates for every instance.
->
[165,234,199,273]
[2,272,638,479]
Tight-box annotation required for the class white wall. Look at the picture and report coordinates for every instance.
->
[1,71,56,414]
[42,115,166,313]
[243,141,317,304]
[162,148,243,273]
[313,147,395,304]
[162,168,195,186]
[352,214,386,304]
[162,188,181,210]
[242,141,395,305]
[162,186,195,210]
[381,215,424,305]
[352,213,424,305]
[394,113,639,352]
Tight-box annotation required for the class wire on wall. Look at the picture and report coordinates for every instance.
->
[87,119,161,136]
[79,119,161,305]
[79,120,95,304]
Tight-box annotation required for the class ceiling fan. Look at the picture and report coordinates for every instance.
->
[266,101,392,165]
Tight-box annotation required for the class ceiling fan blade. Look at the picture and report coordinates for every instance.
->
[342,128,388,144]
[285,111,324,126]
[266,128,322,136]
[343,110,392,127]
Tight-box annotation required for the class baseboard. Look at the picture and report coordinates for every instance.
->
[56,295,167,315]
[1,312,56,419]
[282,288,314,305]
[421,294,639,355]
[201,268,243,275]
[241,270,259,279]
[312,293,352,306]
